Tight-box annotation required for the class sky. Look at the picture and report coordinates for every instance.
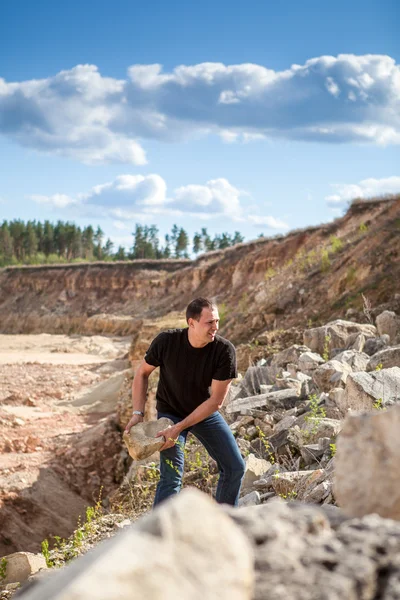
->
[0,0,399,251]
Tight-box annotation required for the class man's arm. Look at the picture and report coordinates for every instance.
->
[124,360,157,432]
[157,379,232,450]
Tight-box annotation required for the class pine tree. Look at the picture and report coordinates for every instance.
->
[192,232,202,254]
[43,221,54,256]
[0,222,14,265]
[176,228,189,258]
[24,221,38,257]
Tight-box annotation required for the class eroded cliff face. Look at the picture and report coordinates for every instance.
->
[0,197,399,346]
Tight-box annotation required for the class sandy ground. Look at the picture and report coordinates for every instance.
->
[0,334,131,496]
[0,334,131,364]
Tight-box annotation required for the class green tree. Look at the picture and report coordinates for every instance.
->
[114,245,126,260]
[93,226,104,260]
[82,225,94,260]
[176,228,189,258]
[43,221,54,256]
[192,232,202,254]
[103,238,114,258]
[23,221,38,258]
[0,222,14,265]
[9,220,25,261]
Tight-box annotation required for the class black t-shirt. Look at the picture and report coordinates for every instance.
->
[144,328,237,417]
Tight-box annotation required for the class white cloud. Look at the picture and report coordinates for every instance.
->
[29,173,287,229]
[112,220,130,230]
[326,176,400,206]
[30,193,79,208]
[173,178,243,218]
[247,215,290,229]
[1,54,399,164]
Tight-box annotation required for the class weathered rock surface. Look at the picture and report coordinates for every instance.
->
[335,406,400,519]
[232,366,281,401]
[298,351,325,373]
[366,345,400,371]
[363,334,390,356]
[376,310,400,343]
[226,389,300,414]
[242,454,271,492]
[227,499,400,600]
[312,360,353,392]
[304,320,377,356]
[270,345,311,368]
[341,367,400,415]
[333,349,370,372]
[0,552,47,585]
[123,418,174,461]
[16,489,254,600]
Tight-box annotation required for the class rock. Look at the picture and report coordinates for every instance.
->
[246,426,258,439]
[335,405,400,519]
[229,416,254,433]
[298,351,325,373]
[363,335,390,356]
[271,376,302,395]
[226,499,400,600]
[259,384,273,394]
[341,367,400,415]
[333,350,370,372]
[273,414,297,435]
[288,418,342,447]
[300,444,324,466]
[366,346,400,371]
[232,366,281,401]
[1,552,47,585]
[271,470,324,497]
[242,453,271,491]
[237,438,251,455]
[239,491,261,507]
[312,360,352,392]
[253,418,273,436]
[20,489,254,600]
[302,480,332,503]
[348,332,365,352]
[270,345,311,368]
[123,418,174,461]
[304,320,376,355]
[376,310,400,343]
[226,389,300,415]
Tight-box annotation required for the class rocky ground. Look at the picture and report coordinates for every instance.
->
[2,308,400,599]
[0,334,132,558]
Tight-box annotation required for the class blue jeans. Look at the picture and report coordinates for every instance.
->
[153,411,245,507]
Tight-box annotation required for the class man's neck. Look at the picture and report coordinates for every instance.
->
[187,328,208,348]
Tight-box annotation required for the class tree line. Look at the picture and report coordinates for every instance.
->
[0,220,245,266]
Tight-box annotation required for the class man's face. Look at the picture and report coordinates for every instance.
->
[190,306,219,344]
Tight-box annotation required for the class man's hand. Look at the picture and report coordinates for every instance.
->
[156,423,182,451]
[124,413,144,433]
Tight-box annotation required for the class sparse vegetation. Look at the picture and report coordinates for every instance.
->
[264,267,277,281]
[373,398,384,410]
[256,426,276,464]
[323,334,331,361]
[320,249,331,272]
[304,394,326,436]
[0,557,8,583]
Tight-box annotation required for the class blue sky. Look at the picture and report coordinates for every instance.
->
[1,0,399,250]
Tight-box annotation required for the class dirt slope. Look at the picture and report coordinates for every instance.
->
[0,197,399,346]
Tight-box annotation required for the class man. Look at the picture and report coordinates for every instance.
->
[124,297,245,506]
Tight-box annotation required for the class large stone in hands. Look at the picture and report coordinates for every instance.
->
[123,417,175,460]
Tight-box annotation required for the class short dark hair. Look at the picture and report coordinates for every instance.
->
[186,297,217,322]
